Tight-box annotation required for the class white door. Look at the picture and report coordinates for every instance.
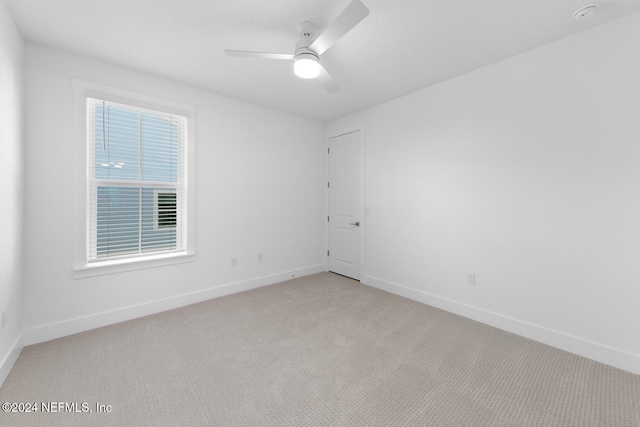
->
[329,130,361,280]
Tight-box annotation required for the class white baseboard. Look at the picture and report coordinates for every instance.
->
[363,274,640,375]
[0,333,24,388]
[24,265,325,346]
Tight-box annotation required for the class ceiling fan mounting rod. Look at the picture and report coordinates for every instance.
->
[298,21,316,39]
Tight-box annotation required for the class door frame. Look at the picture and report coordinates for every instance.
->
[326,123,366,280]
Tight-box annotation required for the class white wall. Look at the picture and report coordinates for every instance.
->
[23,45,326,343]
[328,12,640,374]
[0,0,24,384]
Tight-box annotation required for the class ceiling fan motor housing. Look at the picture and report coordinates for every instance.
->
[295,37,319,61]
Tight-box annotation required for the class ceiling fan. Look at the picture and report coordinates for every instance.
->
[224,0,369,93]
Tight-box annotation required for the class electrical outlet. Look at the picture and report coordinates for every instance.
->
[467,274,476,285]
[231,257,237,267]
[1,310,6,329]
[258,253,263,262]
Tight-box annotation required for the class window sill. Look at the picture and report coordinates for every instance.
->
[73,252,195,279]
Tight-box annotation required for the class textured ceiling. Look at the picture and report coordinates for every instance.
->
[5,0,640,122]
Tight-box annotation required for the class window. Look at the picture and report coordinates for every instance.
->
[73,80,195,277]
[77,95,193,269]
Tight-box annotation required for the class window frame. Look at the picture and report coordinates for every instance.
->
[72,80,195,279]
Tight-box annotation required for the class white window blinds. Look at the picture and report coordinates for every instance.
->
[86,97,188,261]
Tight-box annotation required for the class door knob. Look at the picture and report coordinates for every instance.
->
[350,221,360,226]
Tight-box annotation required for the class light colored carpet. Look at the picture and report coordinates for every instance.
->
[1,272,638,426]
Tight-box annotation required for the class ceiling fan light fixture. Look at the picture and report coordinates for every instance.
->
[294,53,320,79]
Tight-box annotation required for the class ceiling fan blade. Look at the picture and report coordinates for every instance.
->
[224,50,295,60]
[317,64,339,93]
[309,0,369,56]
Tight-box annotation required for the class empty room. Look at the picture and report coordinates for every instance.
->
[1,0,639,425]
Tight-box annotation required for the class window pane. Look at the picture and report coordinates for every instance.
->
[96,186,140,257]
[141,114,179,183]
[94,103,141,181]
[142,189,177,253]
